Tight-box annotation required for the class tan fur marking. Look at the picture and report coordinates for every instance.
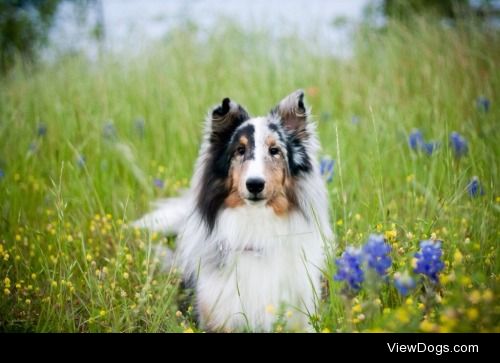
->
[225,160,246,208]
[265,135,277,147]
[263,143,296,215]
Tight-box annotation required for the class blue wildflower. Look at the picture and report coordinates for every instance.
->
[467,176,484,197]
[319,156,334,183]
[103,121,117,139]
[394,271,416,297]
[476,96,490,112]
[334,247,364,292]
[28,141,38,154]
[0,169,4,180]
[37,123,47,137]
[414,240,444,283]
[408,129,424,150]
[449,132,468,158]
[362,234,392,276]
[134,117,145,137]
[422,141,439,155]
[351,115,360,125]
[320,112,332,122]
[76,154,86,168]
[154,178,164,189]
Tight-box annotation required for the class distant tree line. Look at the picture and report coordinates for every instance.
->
[383,0,498,19]
[0,0,102,73]
[0,0,62,71]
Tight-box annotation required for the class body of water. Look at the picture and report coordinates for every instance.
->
[49,0,376,59]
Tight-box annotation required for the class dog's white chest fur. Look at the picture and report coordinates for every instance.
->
[179,205,324,331]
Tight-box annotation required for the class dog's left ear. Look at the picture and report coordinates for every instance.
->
[209,98,250,144]
[270,89,308,134]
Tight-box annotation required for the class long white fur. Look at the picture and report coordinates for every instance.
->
[134,91,333,332]
[132,194,191,234]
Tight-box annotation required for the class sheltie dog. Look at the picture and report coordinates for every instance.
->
[133,90,333,332]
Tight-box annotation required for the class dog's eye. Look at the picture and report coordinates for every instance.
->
[236,146,246,156]
[269,147,280,156]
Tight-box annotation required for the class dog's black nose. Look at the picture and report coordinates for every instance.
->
[246,178,265,194]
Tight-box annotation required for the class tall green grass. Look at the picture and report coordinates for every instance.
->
[0,17,498,332]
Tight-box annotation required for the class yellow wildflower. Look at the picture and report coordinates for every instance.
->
[352,304,362,313]
[482,289,493,303]
[469,290,481,304]
[265,304,275,314]
[466,308,479,321]
[385,229,397,241]
[420,319,435,332]
[453,250,463,265]
[395,308,410,324]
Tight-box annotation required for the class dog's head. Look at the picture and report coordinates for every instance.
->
[198,90,314,230]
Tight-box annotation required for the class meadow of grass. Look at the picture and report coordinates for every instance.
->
[0,17,498,332]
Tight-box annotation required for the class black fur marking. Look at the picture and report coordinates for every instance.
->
[286,132,312,176]
[269,121,311,176]
[213,97,231,117]
[297,92,305,112]
[230,124,255,160]
[197,100,250,232]
[268,122,286,144]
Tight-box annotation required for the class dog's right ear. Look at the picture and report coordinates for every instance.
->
[209,98,250,144]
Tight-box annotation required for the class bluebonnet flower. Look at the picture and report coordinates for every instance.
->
[414,240,444,283]
[320,112,331,122]
[334,247,364,292]
[409,129,439,155]
[362,234,392,276]
[134,117,145,137]
[37,123,47,137]
[408,129,424,151]
[394,271,416,297]
[351,115,360,125]
[319,156,334,183]
[467,176,484,197]
[103,121,117,139]
[449,132,468,158]
[421,141,439,155]
[476,96,490,112]
[0,168,4,180]
[154,178,164,189]
[28,141,38,155]
[76,154,86,168]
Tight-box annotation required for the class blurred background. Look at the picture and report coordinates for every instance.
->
[0,1,498,332]
[2,0,499,71]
